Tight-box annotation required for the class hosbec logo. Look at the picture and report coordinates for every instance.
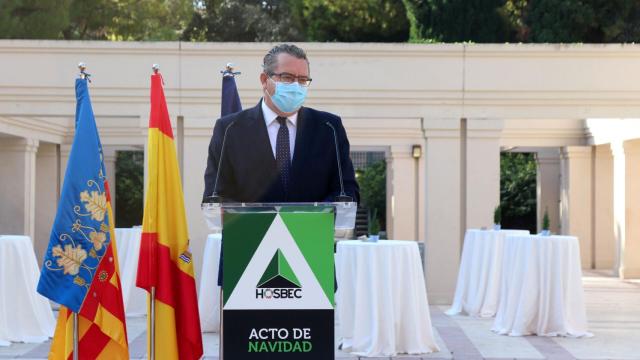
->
[255,249,302,299]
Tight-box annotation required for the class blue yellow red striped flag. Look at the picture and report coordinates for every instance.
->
[37,78,128,359]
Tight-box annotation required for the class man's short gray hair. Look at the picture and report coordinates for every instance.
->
[262,44,309,75]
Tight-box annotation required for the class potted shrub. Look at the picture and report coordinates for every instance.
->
[493,205,502,230]
[541,208,551,236]
[368,208,380,242]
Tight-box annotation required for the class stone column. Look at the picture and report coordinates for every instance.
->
[423,120,461,304]
[34,142,58,263]
[0,138,39,239]
[560,146,593,268]
[593,144,615,270]
[535,148,561,234]
[387,145,418,240]
[612,140,640,278]
[466,119,502,229]
[385,151,393,240]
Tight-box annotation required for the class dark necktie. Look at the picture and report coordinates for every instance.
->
[276,116,291,195]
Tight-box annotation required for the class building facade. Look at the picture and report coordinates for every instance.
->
[1,41,639,304]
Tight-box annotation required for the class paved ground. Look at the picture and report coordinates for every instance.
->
[2,271,639,359]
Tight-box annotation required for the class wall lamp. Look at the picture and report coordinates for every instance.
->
[412,144,422,159]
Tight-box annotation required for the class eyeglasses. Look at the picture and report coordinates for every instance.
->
[268,72,312,87]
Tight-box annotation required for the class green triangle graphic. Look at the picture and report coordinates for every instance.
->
[257,252,279,287]
[280,211,334,304]
[223,212,277,304]
[277,250,300,287]
[257,249,300,288]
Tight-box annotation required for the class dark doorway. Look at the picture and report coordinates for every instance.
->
[115,150,144,228]
[500,152,537,233]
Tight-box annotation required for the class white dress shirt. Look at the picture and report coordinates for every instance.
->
[261,99,297,160]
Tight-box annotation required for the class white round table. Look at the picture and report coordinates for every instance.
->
[492,234,591,337]
[114,227,147,316]
[197,233,222,333]
[0,235,55,346]
[336,240,439,357]
[447,229,530,317]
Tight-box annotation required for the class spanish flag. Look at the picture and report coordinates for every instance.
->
[136,72,203,359]
[38,78,129,359]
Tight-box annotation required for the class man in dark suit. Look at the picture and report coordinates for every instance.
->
[203,44,359,203]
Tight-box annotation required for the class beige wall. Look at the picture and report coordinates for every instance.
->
[3,41,640,303]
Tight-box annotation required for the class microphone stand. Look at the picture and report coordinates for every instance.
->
[324,121,353,203]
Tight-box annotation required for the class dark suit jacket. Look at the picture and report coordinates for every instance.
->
[203,100,359,203]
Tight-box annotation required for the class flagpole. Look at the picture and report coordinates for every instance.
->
[219,288,223,359]
[73,312,79,360]
[71,62,90,360]
[150,287,156,360]
[148,64,161,360]
[218,62,240,360]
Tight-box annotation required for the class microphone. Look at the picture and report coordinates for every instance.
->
[204,119,236,203]
[324,121,352,202]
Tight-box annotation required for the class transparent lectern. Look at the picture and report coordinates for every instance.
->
[201,201,357,360]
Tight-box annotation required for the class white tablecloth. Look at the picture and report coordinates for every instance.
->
[197,234,222,333]
[336,240,439,357]
[447,229,530,317]
[114,228,147,316]
[0,235,55,346]
[492,234,591,337]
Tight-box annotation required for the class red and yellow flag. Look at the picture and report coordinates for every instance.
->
[136,73,203,359]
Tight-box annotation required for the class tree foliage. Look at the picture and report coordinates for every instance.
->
[0,0,71,39]
[500,152,536,233]
[300,0,409,42]
[3,0,640,43]
[527,0,640,43]
[0,0,192,40]
[182,0,304,42]
[403,0,510,42]
[358,160,386,231]
[182,0,408,42]
[403,0,640,43]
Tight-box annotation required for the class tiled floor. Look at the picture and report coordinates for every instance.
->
[1,271,639,359]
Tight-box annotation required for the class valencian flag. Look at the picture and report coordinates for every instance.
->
[37,77,129,359]
[221,71,242,116]
[136,72,203,359]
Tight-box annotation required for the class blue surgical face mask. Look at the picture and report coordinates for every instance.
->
[267,78,308,113]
